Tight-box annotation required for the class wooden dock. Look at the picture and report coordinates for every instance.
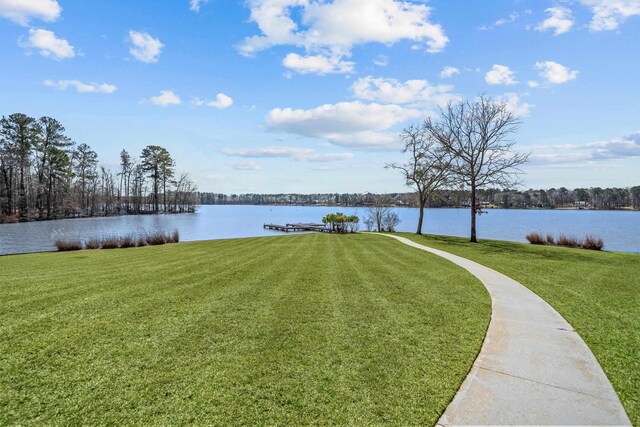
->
[263,223,332,233]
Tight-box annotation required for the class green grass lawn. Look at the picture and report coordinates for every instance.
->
[0,233,490,425]
[399,233,640,424]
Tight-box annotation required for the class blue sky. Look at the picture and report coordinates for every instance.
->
[1,0,639,193]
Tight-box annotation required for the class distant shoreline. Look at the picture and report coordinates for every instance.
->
[197,203,640,212]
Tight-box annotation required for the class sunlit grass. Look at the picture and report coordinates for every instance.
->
[0,233,490,425]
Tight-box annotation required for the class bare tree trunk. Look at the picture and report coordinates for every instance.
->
[18,166,27,220]
[470,182,477,243]
[417,195,425,235]
[47,175,53,219]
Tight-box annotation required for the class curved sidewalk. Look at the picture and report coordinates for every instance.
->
[377,234,630,425]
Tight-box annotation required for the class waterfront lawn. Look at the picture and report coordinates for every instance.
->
[399,233,640,424]
[0,233,490,425]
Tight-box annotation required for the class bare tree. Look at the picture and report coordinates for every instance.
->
[365,196,391,232]
[381,211,401,232]
[387,124,451,235]
[425,95,529,242]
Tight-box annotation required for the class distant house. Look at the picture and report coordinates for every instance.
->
[574,201,590,209]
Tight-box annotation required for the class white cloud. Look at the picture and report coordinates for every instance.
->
[536,7,574,35]
[239,0,448,72]
[193,93,234,109]
[320,131,401,150]
[232,160,262,170]
[20,28,74,60]
[373,55,388,67]
[440,66,459,78]
[149,90,182,106]
[0,0,60,25]
[580,0,640,31]
[496,93,533,117]
[128,30,163,63]
[223,146,314,158]
[282,53,354,75]
[351,76,459,108]
[267,101,420,135]
[305,152,354,162]
[44,79,116,94]
[485,64,517,85]
[190,0,209,12]
[223,146,353,162]
[535,61,578,84]
[582,132,640,159]
[528,131,640,164]
[265,101,421,150]
[479,12,519,30]
[495,13,519,26]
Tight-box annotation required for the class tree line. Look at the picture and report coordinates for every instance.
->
[0,113,197,223]
[197,187,640,211]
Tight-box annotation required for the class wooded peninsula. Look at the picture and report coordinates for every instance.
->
[0,113,197,223]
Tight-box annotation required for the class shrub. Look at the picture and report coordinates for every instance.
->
[146,232,168,245]
[136,236,148,247]
[85,238,101,250]
[120,235,136,248]
[169,229,180,243]
[526,232,545,245]
[322,213,359,234]
[101,236,121,249]
[557,234,580,248]
[527,232,604,251]
[583,235,604,251]
[382,211,401,232]
[55,239,83,251]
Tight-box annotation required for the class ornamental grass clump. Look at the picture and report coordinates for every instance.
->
[120,235,136,248]
[527,232,604,251]
[101,236,121,249]
[85,238,102,250]
[55,230,179,251]
[54,239,83,251]
[583,235,604,251]
[557,234,580,248]
[146,232,168,246]
[526,232,545,245]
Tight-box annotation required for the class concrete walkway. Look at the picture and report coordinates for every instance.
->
[377,234,631,426]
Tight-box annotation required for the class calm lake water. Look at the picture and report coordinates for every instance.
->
[1,205,638,255]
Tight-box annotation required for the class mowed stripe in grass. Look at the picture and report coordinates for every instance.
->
[400,233,640,424]
[0,233,490,425]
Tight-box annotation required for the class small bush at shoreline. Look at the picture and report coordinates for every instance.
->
[120,235,136,248]
[54,230,180,252]
[525,232,545,245]
[557,234,580,248]
[526,232,604,251]
[101,237,121,249]
[54,239,83,251]
[583,235,604,251]
[85,238,102,250]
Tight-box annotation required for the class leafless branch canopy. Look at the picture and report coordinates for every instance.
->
[424,94,530,189]
[385,124,452,204]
